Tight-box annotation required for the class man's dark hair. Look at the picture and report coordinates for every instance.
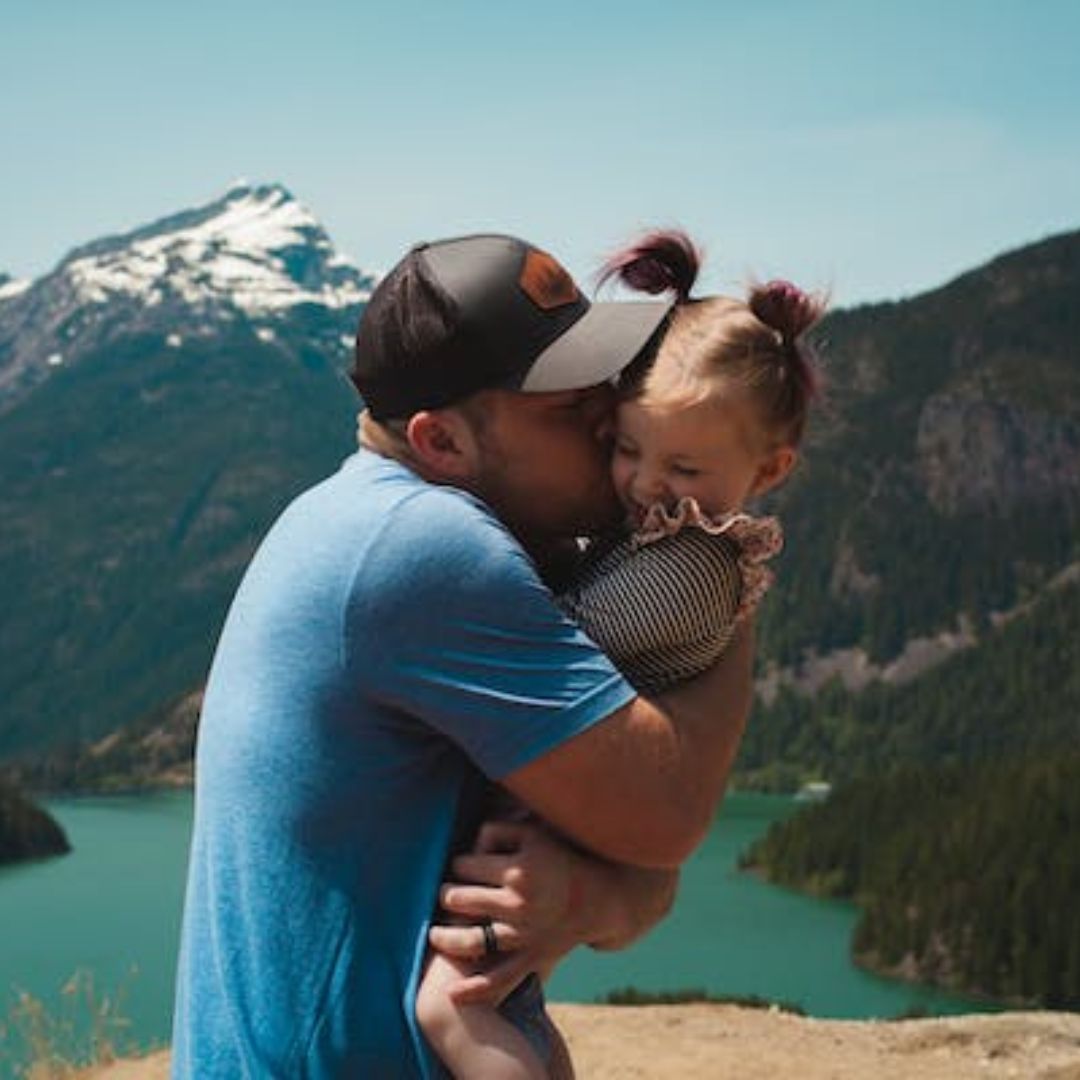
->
[349,257,459,406]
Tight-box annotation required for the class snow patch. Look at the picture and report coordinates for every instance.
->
[0,278,32,301]
[64,186,372,316]
[47,353,64,366]
[256,327,276,343]
[166,333,183,348]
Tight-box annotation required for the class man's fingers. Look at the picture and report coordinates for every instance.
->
[427,924,485,960]
[472,819,529,854]
[439,883,523,921]
[428,921,522,960]
[450,851,515,886]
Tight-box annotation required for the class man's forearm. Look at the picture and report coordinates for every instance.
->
[649,622,755,833]
[504,623,755,869]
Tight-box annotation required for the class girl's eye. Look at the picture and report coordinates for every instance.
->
[615,442,638,457]
[672,465,700,478]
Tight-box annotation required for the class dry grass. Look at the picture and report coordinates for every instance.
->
[0,971,138,1080]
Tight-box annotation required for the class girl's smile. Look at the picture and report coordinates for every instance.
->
[612,397,796,524]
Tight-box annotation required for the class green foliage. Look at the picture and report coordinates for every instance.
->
[599,986,805,1014]
[740,579,1080,785]
[744,753,1080,1008]
[0,324,358,756]
[755,229,1080,666]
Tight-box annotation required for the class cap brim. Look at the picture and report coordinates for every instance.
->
[520,300,671,393]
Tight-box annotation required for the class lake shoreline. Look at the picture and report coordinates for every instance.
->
[1,791,990,1080]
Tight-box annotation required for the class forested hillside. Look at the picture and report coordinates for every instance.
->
[737,576,1080,788]
[0,185,367,755]
[1,202,1077,782]
[742,753,1080,1009]
[759,228,1080,667]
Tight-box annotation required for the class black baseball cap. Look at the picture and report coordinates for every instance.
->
[352,234,671,420]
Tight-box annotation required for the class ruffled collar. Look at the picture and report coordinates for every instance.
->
[630,496,783,621]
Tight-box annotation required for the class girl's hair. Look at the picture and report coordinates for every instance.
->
[598,229,825,447]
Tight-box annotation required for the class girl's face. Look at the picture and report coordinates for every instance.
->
[612,395,795,525]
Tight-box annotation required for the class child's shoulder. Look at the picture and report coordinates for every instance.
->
[630,498,783,622]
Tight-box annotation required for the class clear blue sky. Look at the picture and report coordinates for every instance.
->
[3,0,1078,304]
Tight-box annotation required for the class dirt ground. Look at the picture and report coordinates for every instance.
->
[78,1004,1080,1079]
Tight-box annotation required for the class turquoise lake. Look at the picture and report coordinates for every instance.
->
[0,791,989,1073]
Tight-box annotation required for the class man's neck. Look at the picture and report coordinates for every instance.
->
[358,412,438,482]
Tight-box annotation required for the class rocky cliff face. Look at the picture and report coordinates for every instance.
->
[5,692,200,793]
[916,391,1080,516]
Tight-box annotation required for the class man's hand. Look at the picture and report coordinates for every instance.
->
[427,819,580,1003]
[427,818,678,1004]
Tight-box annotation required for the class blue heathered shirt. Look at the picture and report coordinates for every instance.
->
[171,450,635,1078]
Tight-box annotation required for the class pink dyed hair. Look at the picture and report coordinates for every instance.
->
[600,229,825,446]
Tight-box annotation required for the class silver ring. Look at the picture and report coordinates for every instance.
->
[481,920,499,958]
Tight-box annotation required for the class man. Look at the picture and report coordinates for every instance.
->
[172,234,754,1077]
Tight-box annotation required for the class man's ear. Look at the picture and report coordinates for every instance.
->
[405,409,481,481]
[751,446,798,497]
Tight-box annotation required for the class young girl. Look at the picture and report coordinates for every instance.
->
[416,230,825,1078]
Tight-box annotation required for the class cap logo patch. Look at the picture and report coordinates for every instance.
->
[519,249,580,310]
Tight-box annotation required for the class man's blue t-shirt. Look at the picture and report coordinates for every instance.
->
[171,450,635,1078]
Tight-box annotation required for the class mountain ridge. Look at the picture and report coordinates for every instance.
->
[0,182,373,413]
[0,182,371,754]
[1,197,1078,759]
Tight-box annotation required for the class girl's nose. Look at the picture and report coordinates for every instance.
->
[632,467,667,505]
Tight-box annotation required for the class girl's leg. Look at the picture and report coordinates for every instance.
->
[416,950,547,1080]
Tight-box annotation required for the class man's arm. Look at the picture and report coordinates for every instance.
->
[360,493,754,871]
[502,623,754,870]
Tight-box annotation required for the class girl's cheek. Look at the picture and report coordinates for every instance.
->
[610,459,635,509]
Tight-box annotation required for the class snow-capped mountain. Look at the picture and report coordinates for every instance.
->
[0,182,375,410]
[0,272,26,297]
[0,184,374,756]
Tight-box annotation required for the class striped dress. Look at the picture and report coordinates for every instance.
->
[559,497,783,694]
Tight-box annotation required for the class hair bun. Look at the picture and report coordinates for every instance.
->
[749,279,825,400]
[749,279,824,343]
[598,229,701,303]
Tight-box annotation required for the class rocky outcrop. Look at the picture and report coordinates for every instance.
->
[0,776,70,865]
[917,391,1080,516]
[5,691,201,794]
